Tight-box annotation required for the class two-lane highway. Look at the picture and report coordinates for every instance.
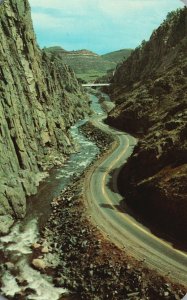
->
[84,115,187,286]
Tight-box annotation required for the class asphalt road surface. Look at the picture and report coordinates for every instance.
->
[84,115,187,286]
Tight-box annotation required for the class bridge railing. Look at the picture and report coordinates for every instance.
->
[82,83,110,87]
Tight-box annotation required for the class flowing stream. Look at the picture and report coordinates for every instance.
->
[0,92,107,300]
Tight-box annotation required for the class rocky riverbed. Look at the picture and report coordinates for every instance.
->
[32,124,186,300]
[0,92,110,300]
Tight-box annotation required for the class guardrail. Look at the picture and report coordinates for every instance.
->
[82,83,111,87]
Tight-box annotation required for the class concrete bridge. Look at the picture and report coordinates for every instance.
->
[82,83,110,87]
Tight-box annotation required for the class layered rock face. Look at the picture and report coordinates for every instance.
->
[0,0,90,233]
[107,8,187,241]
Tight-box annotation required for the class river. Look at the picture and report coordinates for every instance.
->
[0,92,107,300]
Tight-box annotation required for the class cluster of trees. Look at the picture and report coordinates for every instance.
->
[166,8,183,22]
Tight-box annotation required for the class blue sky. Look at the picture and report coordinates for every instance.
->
[29,0,184,54]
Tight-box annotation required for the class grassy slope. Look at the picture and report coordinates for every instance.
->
[44,47,115,82]
[44,47,132,82]
[101,49,132,64]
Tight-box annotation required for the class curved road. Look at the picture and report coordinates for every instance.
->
[84,116,187,286]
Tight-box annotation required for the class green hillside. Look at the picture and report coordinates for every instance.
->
[44,47,132,82]
[102,49,132,64]
[44,47,115,82]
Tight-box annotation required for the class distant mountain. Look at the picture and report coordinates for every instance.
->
[44,47,115,82]
[46,47,98,57]
[101,49,132,64]
[44,47,132,82]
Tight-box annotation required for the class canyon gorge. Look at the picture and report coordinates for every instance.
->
[0,0,186,299]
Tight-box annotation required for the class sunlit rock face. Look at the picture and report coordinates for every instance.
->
[0,0,90,233]
[107,8,187,240]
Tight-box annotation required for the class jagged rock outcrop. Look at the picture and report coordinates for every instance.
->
[0,0,90,234]
[107,8,187,241]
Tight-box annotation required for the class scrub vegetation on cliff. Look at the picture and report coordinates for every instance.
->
[107,7,187,242]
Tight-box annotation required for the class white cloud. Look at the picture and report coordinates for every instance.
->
[32,12,62,29]
[32,11,100,33]
[29,0,184,53]
[97,0,180,18]
[30,0,182,15]
[180,0,187,5]
[30,0,183,27]
[98,0,158,13]
[29,0,91,13]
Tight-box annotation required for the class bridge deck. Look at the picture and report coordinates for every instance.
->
[82,83,110,87]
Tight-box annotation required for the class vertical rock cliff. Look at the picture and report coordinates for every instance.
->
[107,8,187,241]
[0,0,90,233]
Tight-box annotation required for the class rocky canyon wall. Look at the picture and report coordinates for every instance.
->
[0,0,90,233]
[107,8,187,241]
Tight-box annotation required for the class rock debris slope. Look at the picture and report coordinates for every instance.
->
[107,8,187,241]
[0,0,90,234]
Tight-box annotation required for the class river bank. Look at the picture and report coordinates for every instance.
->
[33,119,186,300]
[0,92,186,300]
[0,93,100,300]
